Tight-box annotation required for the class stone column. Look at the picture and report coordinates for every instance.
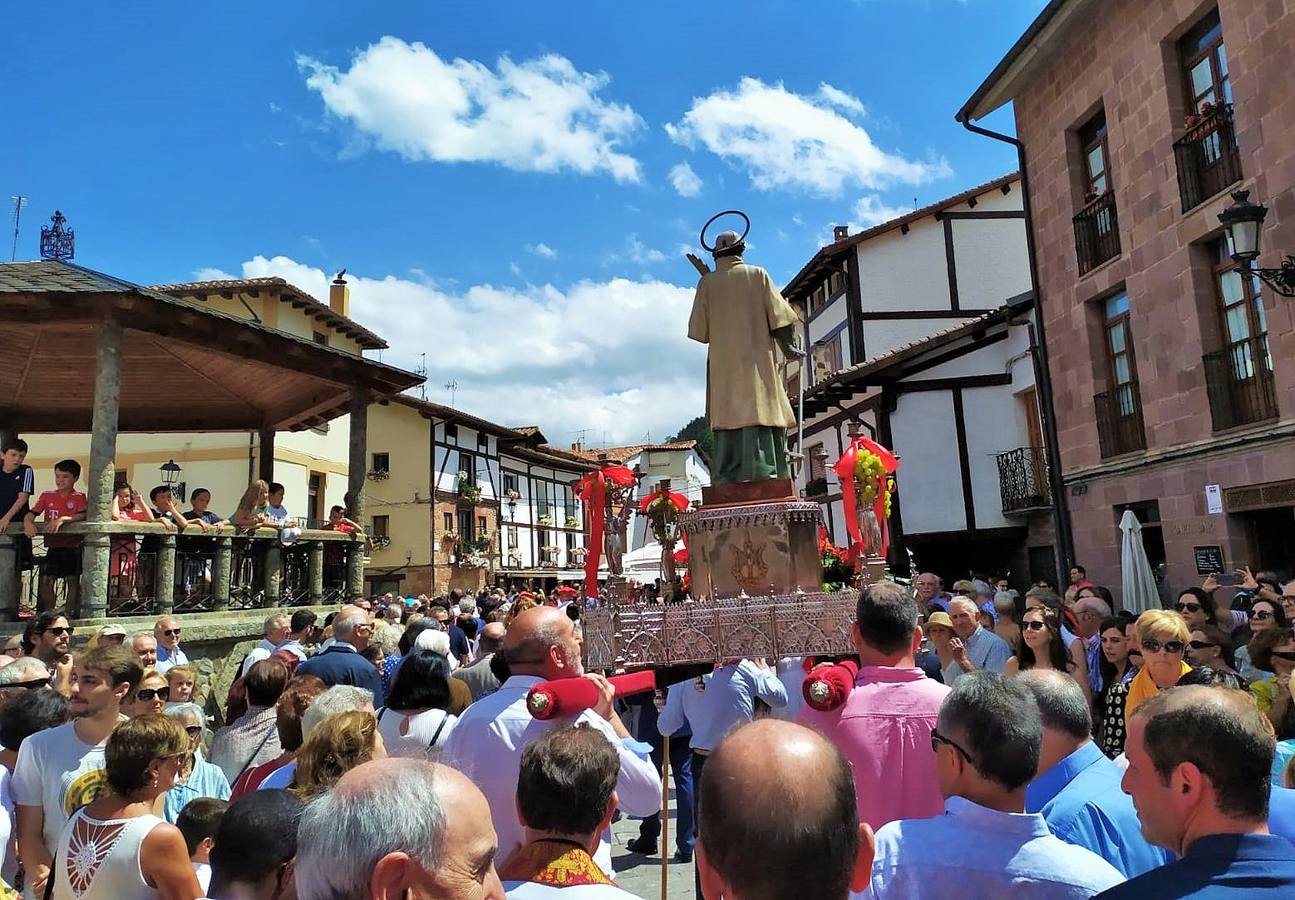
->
[155,532,176,616]
[212,535,232,611]
[308,540,324,605]
[258,427,276,484]
[0,536,19,620]
[263,543,282,607]
[346,539,365,601]
[80,321,123,619]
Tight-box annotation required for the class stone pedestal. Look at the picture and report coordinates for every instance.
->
[680,499,822,598]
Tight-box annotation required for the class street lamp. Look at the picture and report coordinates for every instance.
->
[1219,190,1295,297]
[160,459,182,486]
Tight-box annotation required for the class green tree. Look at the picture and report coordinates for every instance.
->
[669,415,714,467]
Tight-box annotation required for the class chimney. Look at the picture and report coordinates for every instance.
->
[571,441,583,452]
[833,225,849,242]
[330,270,350,318]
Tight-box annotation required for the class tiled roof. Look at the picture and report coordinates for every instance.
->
[782,172,1020,302]
[0,259,168,297]
[152,276,387,351]
[572,441,698,463]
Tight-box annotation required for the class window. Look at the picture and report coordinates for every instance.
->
[1215,238,1268,355]
[371,452,389,474]
[503,472,519,495]
[1093,292,1146,457]
[812,333,843,383]
[1202,237,1277,428]
[458,451,476,480]
[1079,110,1112,198]
[828,269,845,297]
[1104,293,1137,408]
[308,472,324,526]
[458,509,476,541]
[445,423,458,441]
[537,494,552,520]
[478,515,487,535]
[313,331,328,346]
[648,451,670,470]
[1180,11,1231,115]
[371,515,389,538]
[507,526,519,550]
[566,533,577,554]
[477,431,488,448]
[443,511,453,533]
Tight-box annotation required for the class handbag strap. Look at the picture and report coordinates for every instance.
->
[427,712,449,749]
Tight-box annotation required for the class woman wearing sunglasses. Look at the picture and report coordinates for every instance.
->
[1249,627,1295,738]
[126,670,169,718]
[1005,609,1091,701]
[1186,622,1238,675]
[1124,610,1192,728]
[1096,615,1137,758]
[161,703,231,825]
[51,713,203,899]
[1236,597,1287,683]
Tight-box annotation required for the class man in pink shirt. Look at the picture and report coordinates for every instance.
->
[801,580,950,830]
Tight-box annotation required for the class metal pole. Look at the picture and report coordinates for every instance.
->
[660,733,671,900]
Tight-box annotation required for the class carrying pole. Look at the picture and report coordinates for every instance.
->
[660,733,671,900]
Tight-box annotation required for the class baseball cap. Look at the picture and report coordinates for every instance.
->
[99,624,127,637]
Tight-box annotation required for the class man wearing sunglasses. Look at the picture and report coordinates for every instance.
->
[12,644,143,897]
[154,615,189,674]
[22,611,74,696]
[0,656,52,707]
[866,672,1124,898]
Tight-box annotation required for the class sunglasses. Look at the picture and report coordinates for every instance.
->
[6,677,51,690]
[1022,621,1049,632]
[1187,640,1218,650]
[43,627,73,637]
[1140,639,1185,655]
[1271,651,1295,662]
[183,724,203,737]
[1175,602,1202,613]
[161,629,181,637]
[135,687,170,702]
[1253,611,1276,621]
[930,728,974,763]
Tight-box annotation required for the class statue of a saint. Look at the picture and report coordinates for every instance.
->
[687,228,802,485]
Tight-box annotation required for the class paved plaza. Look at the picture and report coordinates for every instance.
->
[612,791,695,900]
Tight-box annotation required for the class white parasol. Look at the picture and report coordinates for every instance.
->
[1119,509,1160,615]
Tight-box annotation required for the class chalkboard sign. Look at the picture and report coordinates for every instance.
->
[1194,545,1225,575]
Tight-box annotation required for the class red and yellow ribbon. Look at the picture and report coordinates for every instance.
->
[574,464,636,598]
[832,436,899,562]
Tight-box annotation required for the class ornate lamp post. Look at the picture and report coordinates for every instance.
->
[1219,191,1295,296]
[160,459,182,486]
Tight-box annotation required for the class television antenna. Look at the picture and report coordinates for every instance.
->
[414,353,428,400]
[444,379,458,408]
[10,196,27,262]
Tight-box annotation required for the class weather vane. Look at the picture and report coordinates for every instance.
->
[39,210,74,261]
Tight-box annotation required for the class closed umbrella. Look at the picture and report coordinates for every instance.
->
[1119,509,1159,615]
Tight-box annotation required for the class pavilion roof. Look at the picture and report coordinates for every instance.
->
[0,260,422,432]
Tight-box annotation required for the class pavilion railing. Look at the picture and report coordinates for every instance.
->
[0,523,366,621]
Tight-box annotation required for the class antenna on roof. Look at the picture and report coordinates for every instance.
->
[415,353,428,401]
[444,379,458,408]
[10,196,27,262]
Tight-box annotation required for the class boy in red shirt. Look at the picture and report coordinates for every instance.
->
[24,458,87,610]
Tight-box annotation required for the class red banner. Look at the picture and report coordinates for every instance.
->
[575,464,636,599]
[832,437,899,563]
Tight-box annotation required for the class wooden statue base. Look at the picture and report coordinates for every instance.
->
[701,478,796,507]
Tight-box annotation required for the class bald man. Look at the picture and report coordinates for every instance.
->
[297,759,505,899]
[454,621,506,701]
[697,719,873,900]
[441,606,661,878]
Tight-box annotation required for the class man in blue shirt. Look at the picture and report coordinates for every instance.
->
[943,598,1013,683]
[296,605,384,706]
[1097,684,1295,898]
[1020,670,1169,877]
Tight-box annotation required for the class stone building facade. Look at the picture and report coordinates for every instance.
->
[962,0,1295,595]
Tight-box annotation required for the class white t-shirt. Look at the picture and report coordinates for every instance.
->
[193,861,211,894]
[11,721,111,857]
[0,766,14,884]
[376,707,457,758]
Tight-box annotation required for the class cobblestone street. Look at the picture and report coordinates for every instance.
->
[611,793,695,899]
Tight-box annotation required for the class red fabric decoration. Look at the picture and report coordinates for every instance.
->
[802,659,859,711]
[638,491,689,513]
[525,671,657,720]
[832,437,899,563]
[575,464,636,598]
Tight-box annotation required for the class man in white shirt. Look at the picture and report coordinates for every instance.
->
[442,606,661,878]
[239,612,292,677]
[154,615,189,674]
[500,724,645,898]
[12,645,142,897]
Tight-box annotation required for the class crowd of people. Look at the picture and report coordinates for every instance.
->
[0,559,1292,897]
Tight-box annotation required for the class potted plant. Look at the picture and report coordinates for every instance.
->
[456,470,482,503]
[504,488,521,501]
[366,469,390,481]
[564,514,580,528]
[536,513,554,527]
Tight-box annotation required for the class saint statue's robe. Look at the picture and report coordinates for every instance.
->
[687,254,801,485]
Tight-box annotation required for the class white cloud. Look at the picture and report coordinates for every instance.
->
[666,77,949,196]
[610,235,667,265]
[205,255,706,444]
[668,162,703,197]
[527,242,558,259]
[298,38,644,182]
[852,194,915,228]
[268,102,282,113]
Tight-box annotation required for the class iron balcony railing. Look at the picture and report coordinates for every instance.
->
[994,447,1052,515]
[1,523,365,621]
[1073,190,1121,275]
[1203,336,1278,431]
[1094,382,1147,458]
[1174,103,1243,212]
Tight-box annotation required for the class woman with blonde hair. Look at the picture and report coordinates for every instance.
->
[289,709,385,801]
[52,714,202,899]
[1123,609,1192,725]
[232,479,279,532]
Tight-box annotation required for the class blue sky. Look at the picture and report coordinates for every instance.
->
[1,1,1043,445]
